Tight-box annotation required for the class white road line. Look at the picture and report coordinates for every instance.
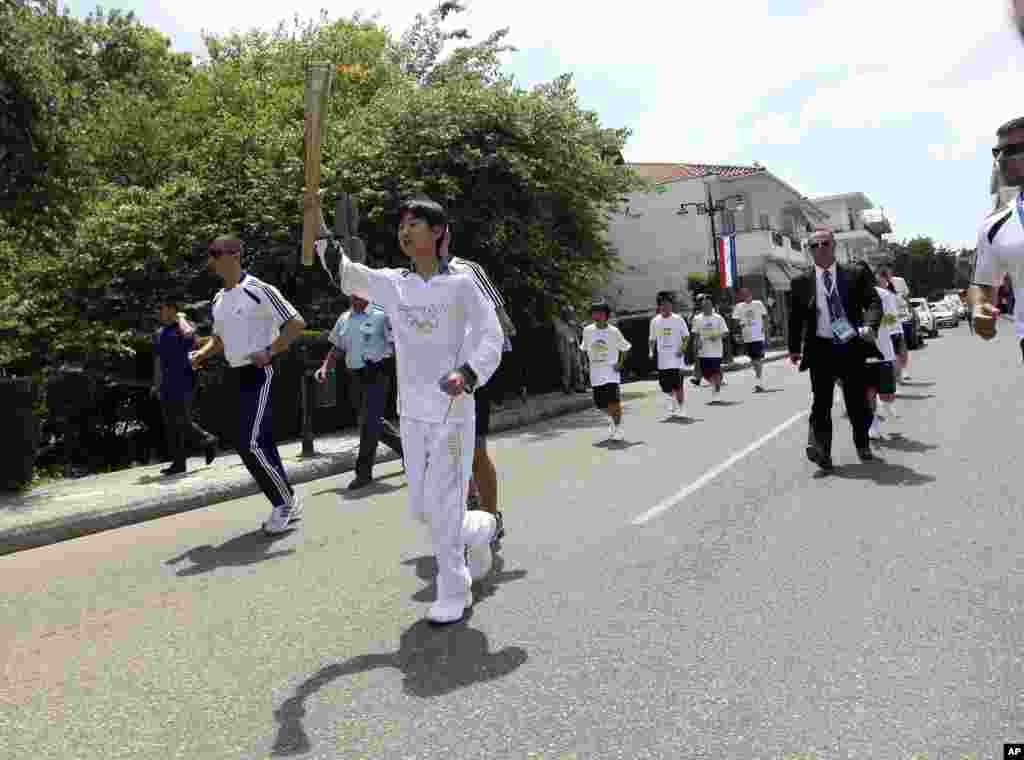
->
[631,409,810,525]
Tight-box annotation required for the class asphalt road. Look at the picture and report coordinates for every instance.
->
[3,324,1023,760]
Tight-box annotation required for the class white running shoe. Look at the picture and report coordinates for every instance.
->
[612,424,625,441]
[868,419,883,440]
[665,397,677,416]
[607,420,617,440]
[883,401,898,419]
[288,493,303,523]
[263,501,297,535]
[467,540,494,582]
[428,570,472,624]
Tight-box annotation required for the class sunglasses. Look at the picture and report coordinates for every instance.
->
[807,240,832,250]
[992,142,1024,160]
[207,246,237,257]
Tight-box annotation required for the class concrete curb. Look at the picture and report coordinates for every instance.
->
[0,351,786,556]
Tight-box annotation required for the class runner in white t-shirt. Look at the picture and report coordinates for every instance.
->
[971,115,1024,359]
[865,284,899,440]
[691,297,729,401]
[732,288,769,392]
[648,292,690,417]
[581,301,632,440]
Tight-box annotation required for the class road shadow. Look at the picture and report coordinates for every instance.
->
[269,614,528,756]
[402,554,528,604]
[592,439,646,450]
[165,529,297,576]
[899,381,935,388]
[894,393,936,401]
[831,460,936,486]
[872,433,939,454]
[332,481,406,500]
[309,471,405,499]
[752,388,785,394]
[706,400,743,407]
[659,416,703,425]
[512,412,610,444]
[135,470,204,485]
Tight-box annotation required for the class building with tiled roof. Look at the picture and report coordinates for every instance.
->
[600,161,828,346]
[628,162,767,184]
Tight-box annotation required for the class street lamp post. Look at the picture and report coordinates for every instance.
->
[677,178,745,294]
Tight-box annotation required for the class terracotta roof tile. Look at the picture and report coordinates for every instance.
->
[628,162,765,185]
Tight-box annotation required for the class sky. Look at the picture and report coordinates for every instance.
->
[59,0,1024,249]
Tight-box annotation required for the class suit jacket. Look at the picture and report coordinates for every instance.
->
[788,263,882,372]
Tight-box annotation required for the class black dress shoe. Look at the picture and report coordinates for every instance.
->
[806,445,833,471]
[347,474,373,490]
[857,448,874,462]
[161,464,186,476]
[204,443,217,466]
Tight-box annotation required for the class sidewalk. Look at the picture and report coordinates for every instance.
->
[0,351,787,555]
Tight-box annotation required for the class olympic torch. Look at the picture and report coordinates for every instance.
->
[302,62,334,267]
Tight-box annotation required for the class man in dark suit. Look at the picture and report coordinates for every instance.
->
[788,228,882,471]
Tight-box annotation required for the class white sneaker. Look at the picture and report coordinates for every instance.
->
[288,493,303,523]
[428,570,471,624]
[665,397,676,416]
[607,420,617,440]
[467,540,494,581]
[868,419,883,440]
[263,501,298,535]
[612,424,625,441]
[883,401,899,419]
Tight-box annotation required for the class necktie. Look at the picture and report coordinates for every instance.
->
[822,270,846,323]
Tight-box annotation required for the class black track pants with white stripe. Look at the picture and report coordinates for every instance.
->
[233,364,293,508]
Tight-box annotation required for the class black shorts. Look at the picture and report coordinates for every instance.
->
[901,321,913,341]
[700,357,722,380]
[658,369,683,393]
[745,341,765,360]
[474,384,492,438]
[890,332,905,355]
[865,361,896,395]
[592,382,620,409]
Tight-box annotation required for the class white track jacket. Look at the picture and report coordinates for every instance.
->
[339,254,504,424]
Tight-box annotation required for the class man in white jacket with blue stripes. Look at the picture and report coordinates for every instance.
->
[329,196,504,625]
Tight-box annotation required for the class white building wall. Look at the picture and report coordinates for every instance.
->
[604,174,820,313]
[602,180,710,315]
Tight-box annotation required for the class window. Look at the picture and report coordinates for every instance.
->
[720,208,736,235]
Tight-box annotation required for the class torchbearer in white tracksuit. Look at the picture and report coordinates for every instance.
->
[327,195,505,625]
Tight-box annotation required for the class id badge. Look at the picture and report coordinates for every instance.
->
[831,316,856,344]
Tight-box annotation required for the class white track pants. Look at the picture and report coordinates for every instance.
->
[400,416,495,603]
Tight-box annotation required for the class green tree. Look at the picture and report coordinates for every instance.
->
[333,71,637,325]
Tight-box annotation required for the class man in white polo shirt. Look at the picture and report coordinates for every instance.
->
[972,116,1024,360]
[189,236,307,535]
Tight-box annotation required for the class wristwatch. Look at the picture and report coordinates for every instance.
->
[457,363,478,394]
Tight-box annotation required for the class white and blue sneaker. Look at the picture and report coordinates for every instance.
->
[263,498,299,536]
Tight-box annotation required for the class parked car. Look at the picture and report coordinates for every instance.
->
[910,298,938,337]
[928,301,957,329]
[894,293,924,349]
[946,295,967,320]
